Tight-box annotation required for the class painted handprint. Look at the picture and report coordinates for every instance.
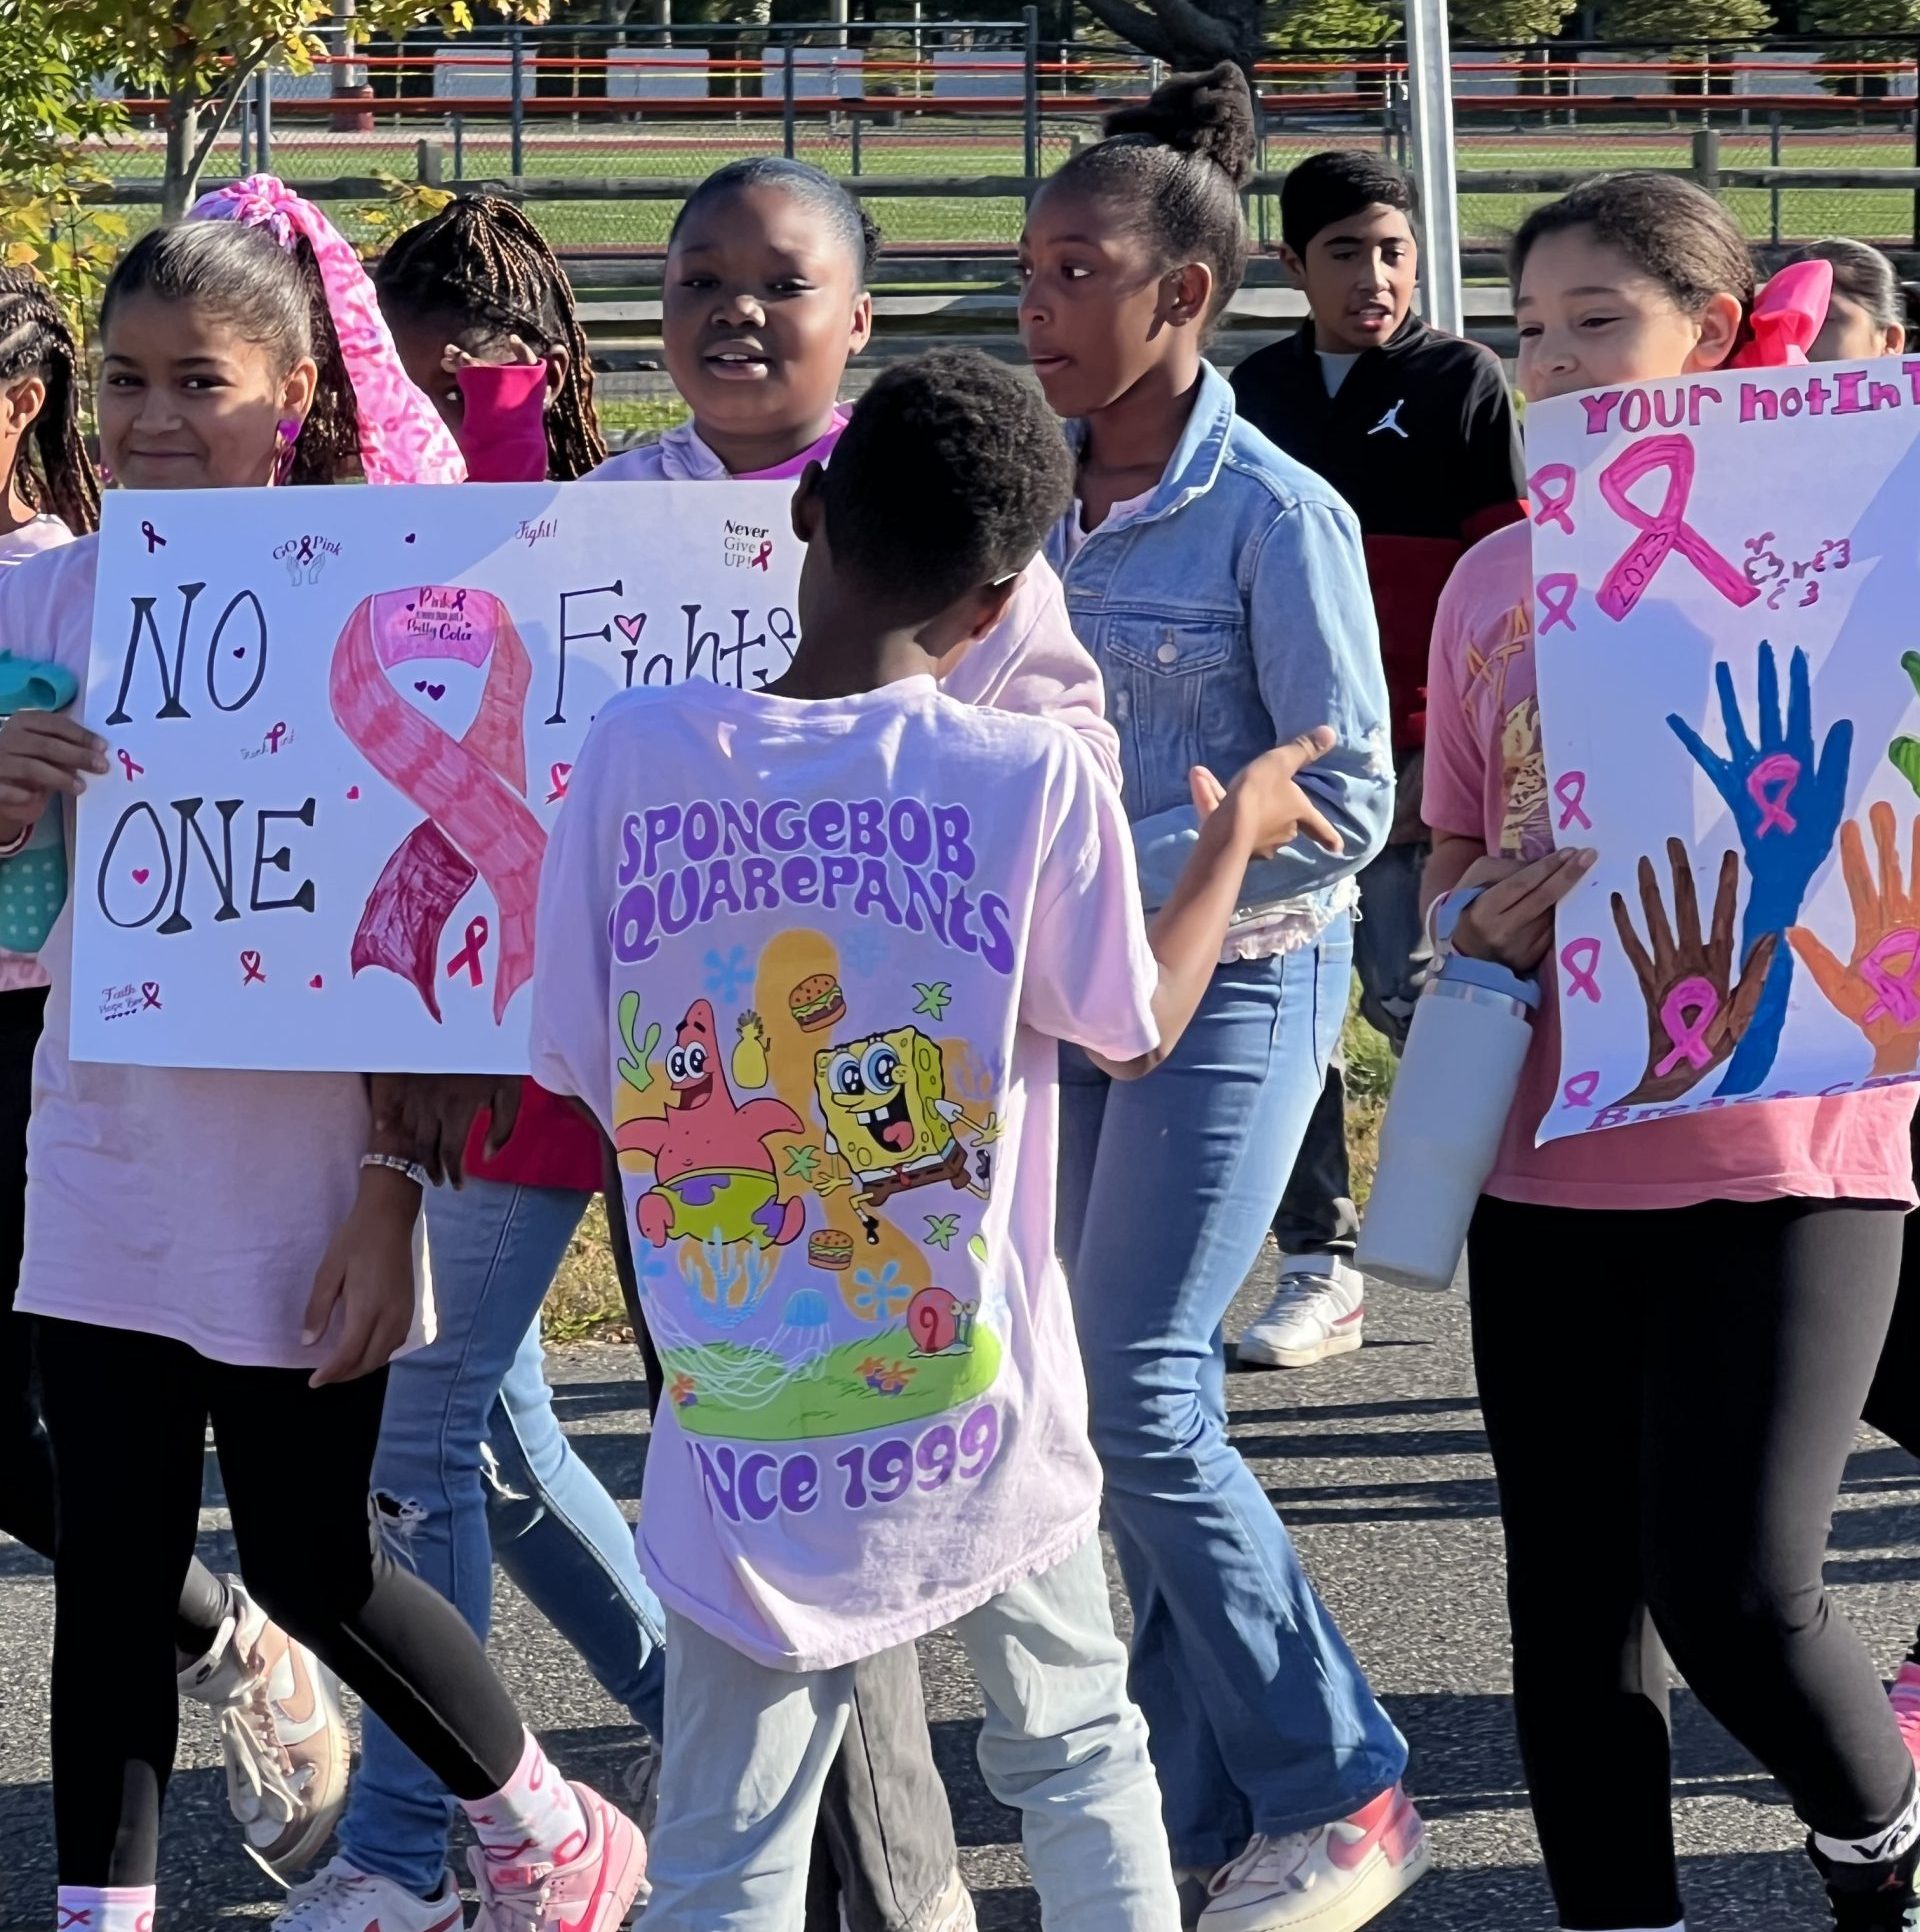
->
[1666,641,1851,1094]
[1885,651,1920,798]
[1788,801,1920,1078]
[1609,839,1780,1107]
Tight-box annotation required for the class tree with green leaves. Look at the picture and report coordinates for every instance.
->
[1595,0,1776,38]
[62,1,546,220]
[1798,0,1920,63]
[1449,0,1577,39]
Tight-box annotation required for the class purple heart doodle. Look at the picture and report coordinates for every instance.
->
[412,680,448,701]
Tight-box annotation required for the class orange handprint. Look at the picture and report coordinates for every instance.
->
[1788,801,1920,1077]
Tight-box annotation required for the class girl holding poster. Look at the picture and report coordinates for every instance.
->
[0,197,646,1932]
[1422,173,1920,1930]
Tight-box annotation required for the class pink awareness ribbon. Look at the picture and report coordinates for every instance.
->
[1561,936,1602,1002]
[141,981,161,1010]
[329,589,546,1024]
[1562,1070,1601,1107]
[1653,974,1722,1076]
[188,176,466,487]
[1554,771,1591,831]
[1862,927,1920,1028]
[1595,435,1759,623]
[1537,574,1578,634]
[240,949,265,985]
[1745,751,1800,837]
[1530,463,1576,536]
[116,749,142,781]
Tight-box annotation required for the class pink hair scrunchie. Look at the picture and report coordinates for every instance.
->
[1728,258,1834,371]
[189,174,467,486]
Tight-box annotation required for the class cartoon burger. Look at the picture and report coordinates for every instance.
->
[809,1229,854,1272]
[789,972,847,1034]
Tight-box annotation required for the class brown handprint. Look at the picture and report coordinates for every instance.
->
[1611,839,1780,1106]
[1788,801,1920,1077]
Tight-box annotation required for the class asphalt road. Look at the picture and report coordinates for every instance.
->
[4,1252,1918,1929]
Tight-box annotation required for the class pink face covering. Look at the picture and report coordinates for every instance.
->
[1728,259,1834,370]
[188,175,467,486]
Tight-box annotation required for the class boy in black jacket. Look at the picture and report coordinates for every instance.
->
[1231,151,1526,1367]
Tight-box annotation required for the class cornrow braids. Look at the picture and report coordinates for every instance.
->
[0,269,100,535]
[375,195,606,480]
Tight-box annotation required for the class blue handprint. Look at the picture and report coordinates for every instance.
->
[1666,641,1851,1095]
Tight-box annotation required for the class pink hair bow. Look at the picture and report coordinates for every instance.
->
[188,174,467,486]
[1728,258,1833,370]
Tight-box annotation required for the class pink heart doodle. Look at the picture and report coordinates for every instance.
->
[346,785,360,800]
[309,973,324,989]
[131,868,149,885]
[614,614,645,644]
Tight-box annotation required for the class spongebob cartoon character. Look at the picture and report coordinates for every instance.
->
[814,1026,990,1241]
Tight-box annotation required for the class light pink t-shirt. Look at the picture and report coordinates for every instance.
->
[1424,519,1916,1209]
[586,416,1123,789]
[0,514,77,996]
[0,538,419,1367]
[531,676,1158,1670]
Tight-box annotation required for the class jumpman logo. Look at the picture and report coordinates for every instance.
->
[1368,399,1409,439]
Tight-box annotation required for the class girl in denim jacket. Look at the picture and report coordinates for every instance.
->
[1020,65,1423,1932]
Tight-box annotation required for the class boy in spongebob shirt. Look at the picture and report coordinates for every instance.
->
[530,348,1343,1929]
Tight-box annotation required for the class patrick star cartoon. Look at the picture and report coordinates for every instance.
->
[617,998,807,1252]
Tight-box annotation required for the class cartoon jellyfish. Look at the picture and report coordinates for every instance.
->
[773,1287,836,1372]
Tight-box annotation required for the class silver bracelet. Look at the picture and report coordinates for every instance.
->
[361,1151,429,1190]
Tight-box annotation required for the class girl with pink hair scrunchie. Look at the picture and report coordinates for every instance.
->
[189,174,467,486]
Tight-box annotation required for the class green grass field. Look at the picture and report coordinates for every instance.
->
[93,119,1920,250]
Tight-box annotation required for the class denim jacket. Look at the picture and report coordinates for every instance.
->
[1046,362,1393,927]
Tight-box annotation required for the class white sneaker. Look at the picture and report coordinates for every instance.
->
[273,1857,465,1931]
[1197,1786,1429,1931]
[1237,1256,1365,1369]
[927,1870,977,1931]
[178,1577,349,1879]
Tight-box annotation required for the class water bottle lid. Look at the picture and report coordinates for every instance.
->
[1437,949,1541,1008]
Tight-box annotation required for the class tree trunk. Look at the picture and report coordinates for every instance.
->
[162,86,200,218]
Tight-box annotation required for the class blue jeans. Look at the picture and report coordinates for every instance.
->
[341,1179,669,1896]
[1057,931,1409,1869]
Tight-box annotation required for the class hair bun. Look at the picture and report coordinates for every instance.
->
[1103,62,1257,189]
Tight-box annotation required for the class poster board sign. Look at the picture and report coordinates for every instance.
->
[1531,358,1920,1141]
[70,480,803,1072]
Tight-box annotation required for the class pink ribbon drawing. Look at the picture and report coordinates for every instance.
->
[266,721,288,755]
[240,950,265,986]
[446,914,488,988]
[1862,927,1920,1027]
[1538,574,1578,635]
[1562,1070,1601,1106]
[1595,435,1761,623]
[1654,974,1722,1076]
[1554,771,1591,831]
[140,520,165,554]
[116,749,143,782]
[1561,936,1603,1002]
[140,982,161,1010]
[546,761,571,804]
[329,588,546,1025]
[1745,751,1800,837]
[1530,463,1576,536]
[752,540,773,571]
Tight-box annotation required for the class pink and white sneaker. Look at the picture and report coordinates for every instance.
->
[1891,1662,1920,1770]
[468,1783,647,1932]
[1197,1784,1430,1930]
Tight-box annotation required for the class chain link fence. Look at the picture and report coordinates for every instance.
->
[78,30,1920,263]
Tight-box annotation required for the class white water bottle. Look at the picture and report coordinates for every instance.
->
[1357,902,1538,1293]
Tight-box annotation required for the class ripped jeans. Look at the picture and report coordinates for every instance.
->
[339,1180,668,1898]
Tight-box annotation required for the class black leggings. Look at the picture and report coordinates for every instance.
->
[0,988,228,1656]
[35,1317,527,1887]
[1470,1194,1914,1931]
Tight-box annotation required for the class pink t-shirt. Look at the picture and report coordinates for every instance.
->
[531,676,1158,1669]
[0,538,429,1367]
[1425,520,1916,1208]
[0,514,77,996]
[587,416,1123,789]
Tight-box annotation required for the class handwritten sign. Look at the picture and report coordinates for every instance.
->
[1532,358,1920,1140]
[70,481,802,1072]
